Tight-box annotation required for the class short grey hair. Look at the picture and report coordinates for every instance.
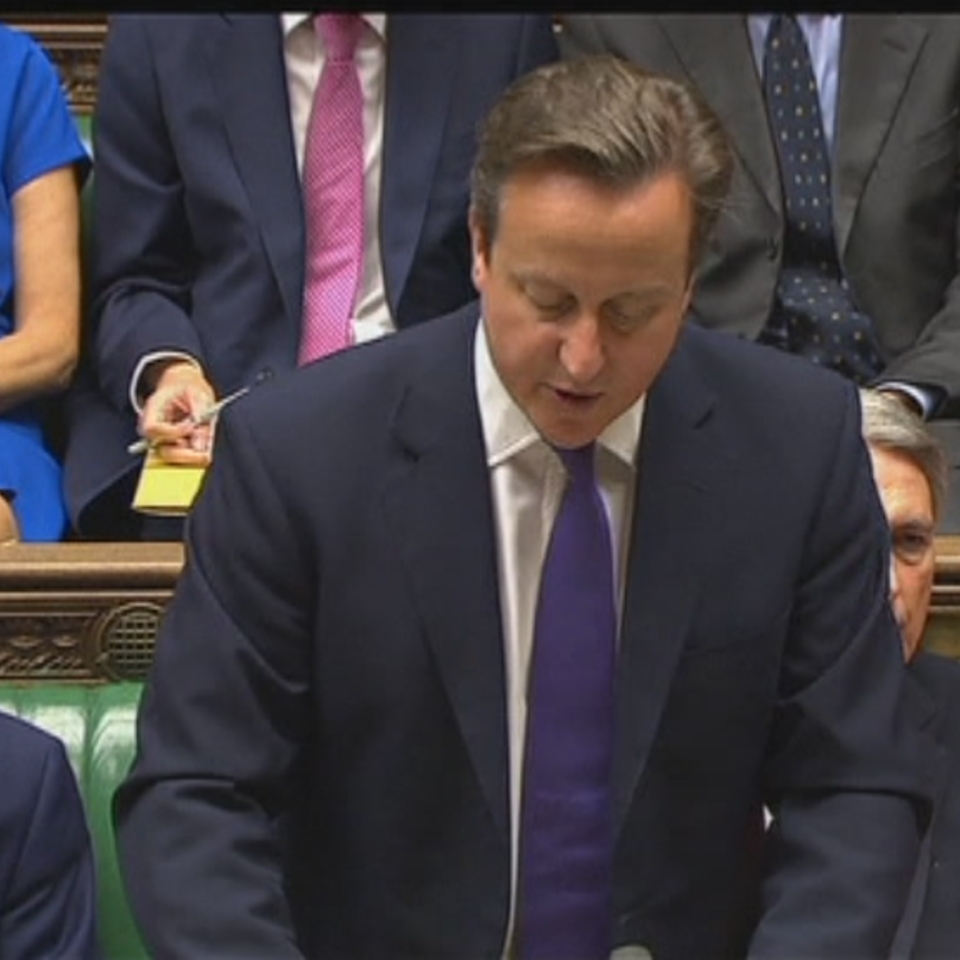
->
[860,388,948,522]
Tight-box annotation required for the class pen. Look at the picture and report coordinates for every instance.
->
[127,368,273,456]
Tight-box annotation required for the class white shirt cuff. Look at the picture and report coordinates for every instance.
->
[129,351,203,415]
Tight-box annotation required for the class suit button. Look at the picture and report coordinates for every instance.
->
[766,237,780,260]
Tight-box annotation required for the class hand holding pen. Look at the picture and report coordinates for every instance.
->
[128,366,273,462]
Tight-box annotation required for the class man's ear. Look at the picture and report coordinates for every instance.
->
[468,206,489,291]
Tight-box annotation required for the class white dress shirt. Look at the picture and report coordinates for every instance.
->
[130,12,393,411]
[474,318,644,956]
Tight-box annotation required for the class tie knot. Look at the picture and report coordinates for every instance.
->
[766,14,803,55]
[316,13,364,62]
[557,444,596,486]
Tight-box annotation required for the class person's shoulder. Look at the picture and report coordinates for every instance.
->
[109,11,270,33]
[235,302,480,435]
[677,322,851,408]
[0,22,41,60]
[0,711,76,828]
[0,23,54,82]
[0,710,66,768]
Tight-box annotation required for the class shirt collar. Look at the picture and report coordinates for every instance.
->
[280,13,387,41]
[474,317,644,471]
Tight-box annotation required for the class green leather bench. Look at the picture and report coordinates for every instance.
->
[0,542,183,957]
[0,684,147,960]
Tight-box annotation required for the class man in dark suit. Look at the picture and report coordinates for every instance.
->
[0,711,100,958]
[64,13,557,539]
[115,56,927,958]
[560,15,960,418]
[861,389,960,957]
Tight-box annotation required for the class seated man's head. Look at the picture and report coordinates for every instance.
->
[861,390,948,661]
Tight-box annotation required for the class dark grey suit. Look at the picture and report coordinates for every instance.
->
[560,15,960,411]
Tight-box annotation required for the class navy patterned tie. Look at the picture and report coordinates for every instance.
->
[518,444,616,960]
[760,14,884,384]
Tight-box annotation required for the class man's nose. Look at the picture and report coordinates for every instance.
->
[560,314,605,384]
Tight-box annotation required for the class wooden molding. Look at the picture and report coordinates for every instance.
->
[1,537,960,682]
[2,15,108,115]
[0,543,182,683]
[927,535,960,660]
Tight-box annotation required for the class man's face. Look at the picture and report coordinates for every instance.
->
[869,445,936,662]
[470,166,694,449]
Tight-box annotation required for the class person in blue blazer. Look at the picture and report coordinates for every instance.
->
[115,56,927,958]
[64,13,558,539]
[0,711,99,959]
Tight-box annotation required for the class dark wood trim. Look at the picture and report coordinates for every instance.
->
[0,542,181,683]
[1,537,959,682]
[927,535,960,660]
[2,15,108,115]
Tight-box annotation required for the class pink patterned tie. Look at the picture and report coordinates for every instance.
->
[298,13,365,365]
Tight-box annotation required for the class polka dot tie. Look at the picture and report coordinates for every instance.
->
[760,14,883,385]
[298,14,365,365]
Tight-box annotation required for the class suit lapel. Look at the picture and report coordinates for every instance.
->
[206,15,305,339]
[382,308,509,841]
[657,16,781,216]
[612,333,723,833]
[379,16,460,316]
[833,16,929,256]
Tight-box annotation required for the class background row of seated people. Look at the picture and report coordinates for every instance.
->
[4,14,960,543]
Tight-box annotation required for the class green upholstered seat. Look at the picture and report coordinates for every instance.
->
[0,684,147,960]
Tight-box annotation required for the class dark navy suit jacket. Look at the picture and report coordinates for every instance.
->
[0,712,99,959]
[116,305,927,958]
[64,13,558,536]
[893,652,960,958]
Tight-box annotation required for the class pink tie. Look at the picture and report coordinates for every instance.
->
[299,13,365,365]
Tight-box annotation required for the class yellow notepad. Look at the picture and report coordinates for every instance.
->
[132,450,208,516]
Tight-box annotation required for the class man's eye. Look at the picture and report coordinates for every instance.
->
[607,307,654,333]
[529,293,573,315]
[893,531,933,563]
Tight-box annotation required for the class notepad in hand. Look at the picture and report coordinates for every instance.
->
[131,449,208,516]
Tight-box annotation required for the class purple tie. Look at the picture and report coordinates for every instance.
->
[519,444,617,960]
[298,13,365,365]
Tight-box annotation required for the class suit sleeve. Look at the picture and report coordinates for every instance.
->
[1,735,100,960]
[90,15,206,415]
[750,384,929,956]
[876,186,960,411]
[114,406,314,958]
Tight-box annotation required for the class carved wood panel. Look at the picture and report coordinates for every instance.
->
[2,14,108,114]
[2,539,960,683]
